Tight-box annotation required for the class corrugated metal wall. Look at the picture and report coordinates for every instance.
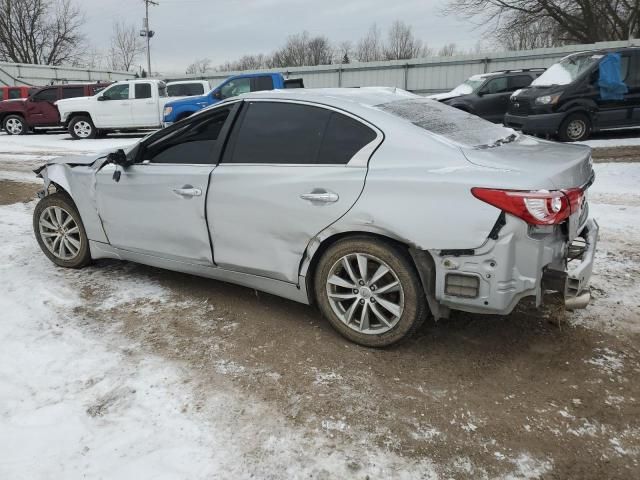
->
[0,62,135,87]
[172,39,639,94]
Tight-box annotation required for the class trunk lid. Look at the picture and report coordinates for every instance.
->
[461,136,593,190]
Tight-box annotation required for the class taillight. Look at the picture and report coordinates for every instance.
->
[471,187,584,225]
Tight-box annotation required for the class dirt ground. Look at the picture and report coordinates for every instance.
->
[2,179,639,479]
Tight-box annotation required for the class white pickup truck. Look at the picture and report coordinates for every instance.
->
[56,79,171,139]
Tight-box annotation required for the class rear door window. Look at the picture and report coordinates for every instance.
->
[32,88,58,102]
[135,83,152,99]
[251,76,274,92]
[317,113,377,164]
[508,75,533,90]
[226,102,330,164]
[62,86,85,99]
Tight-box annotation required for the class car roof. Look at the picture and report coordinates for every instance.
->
[234,87,418,110]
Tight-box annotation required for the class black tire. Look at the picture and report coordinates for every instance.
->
[68,115,97,140]
[33,192,91,269]
[314,236,427,347]
[558,113,591,142]
[3,114,27,135]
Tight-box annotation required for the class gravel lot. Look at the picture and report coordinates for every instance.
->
[1,131,639,479]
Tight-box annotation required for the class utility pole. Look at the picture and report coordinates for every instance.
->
[140,0,158,76]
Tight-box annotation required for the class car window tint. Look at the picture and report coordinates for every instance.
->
[135,83,152,99]
[62,86,85,99]
[251,76,274,92]
[168,83,205,96]
[102,84,129,100]
[146,108,231,164]
[317,113,377,164]
[508,75,533,90]
[32,88,58,102]
[0,90,4,100]
[228,102,330,164]
[220,78,251,99]
[484,77,509,94]
[8,88,22,99]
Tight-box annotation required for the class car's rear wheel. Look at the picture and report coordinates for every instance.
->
[559,113,591,142]
[3,115,27,135]
[314,237,427,347]
[69,115,96,140]
[33,193,91,268]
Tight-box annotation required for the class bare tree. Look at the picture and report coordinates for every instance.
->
[355,24,384,62]
[185,58,212,75]
[271,31,333,67]
[495,15,564,50]
[445,0,640,45]
[108,21,144,71]
[384,20,424,60]
[0,0,84,65]
[307,36,333,65]
[438,43,458,56]
[336,41,353,64]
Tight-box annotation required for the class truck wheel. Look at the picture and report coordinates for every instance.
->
[558,113,591,142]
[69,116,96,139]
[313,236,427,347]
[3,115,27,135]
[33,192,91,269]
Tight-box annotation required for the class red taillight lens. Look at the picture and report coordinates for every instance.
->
[471,187,584,225]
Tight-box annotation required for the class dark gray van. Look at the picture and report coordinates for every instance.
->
[505,47,640,141]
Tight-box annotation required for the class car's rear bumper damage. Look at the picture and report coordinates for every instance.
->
[423,214,598,317]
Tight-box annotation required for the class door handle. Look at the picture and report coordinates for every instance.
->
[300,191,339,203]
[173,186,202,197]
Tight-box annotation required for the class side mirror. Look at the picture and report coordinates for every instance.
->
[213,90,222,100]
[107,149,129,167]
[97,95,105,101]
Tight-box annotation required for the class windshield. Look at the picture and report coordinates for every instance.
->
[378,98,517,148]
[449,77,485,96]
[532,54,601,86]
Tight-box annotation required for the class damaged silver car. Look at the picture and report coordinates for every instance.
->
[33,88,598,347]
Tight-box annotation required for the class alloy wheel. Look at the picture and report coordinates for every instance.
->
[326,253,405,334]
[5,118,23,135]
[38,206,82,260]
[73,121,93,138]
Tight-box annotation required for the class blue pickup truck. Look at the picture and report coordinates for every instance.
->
[162,72,304,125]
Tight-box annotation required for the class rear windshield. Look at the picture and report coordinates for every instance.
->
[377,98,516,148]
[532,54,601,86]
[167,83,205,96]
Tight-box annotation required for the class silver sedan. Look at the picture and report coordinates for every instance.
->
[33,88,598,347]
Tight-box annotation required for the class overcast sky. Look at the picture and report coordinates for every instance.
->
[82,0,484,74]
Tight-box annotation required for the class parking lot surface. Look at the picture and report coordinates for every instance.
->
[1,132,639,479]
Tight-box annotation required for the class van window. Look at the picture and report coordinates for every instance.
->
[378,98,515,148]
[533,54,601,86]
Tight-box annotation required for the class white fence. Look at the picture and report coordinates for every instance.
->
[167,40,639,94]
[0,62,135,87]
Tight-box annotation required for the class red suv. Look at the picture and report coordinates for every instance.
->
[0,86,38,101]
[0,83,110,135]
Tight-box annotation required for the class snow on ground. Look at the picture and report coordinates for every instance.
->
[0,200,446,479]
[0,132,142,155]
[578,129,640,148]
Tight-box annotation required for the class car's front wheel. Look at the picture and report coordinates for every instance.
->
[558,113,591,142]
[69,115,97,139]
[33,193,91,268]
[314,237,427,347]
[3,115,27,135]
